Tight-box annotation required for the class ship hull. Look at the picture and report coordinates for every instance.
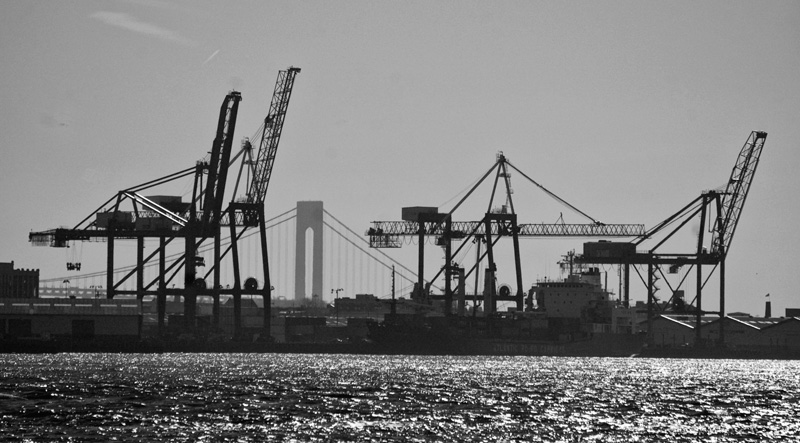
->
[366,320,646,357]
[376,335,645,357]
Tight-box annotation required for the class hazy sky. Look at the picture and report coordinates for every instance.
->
[1,1,799,315]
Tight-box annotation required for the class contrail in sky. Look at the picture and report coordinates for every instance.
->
[90,11,195,46]
[202,49,220,66]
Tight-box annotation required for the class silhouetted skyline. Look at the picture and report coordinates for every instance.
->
[1,1,799,315]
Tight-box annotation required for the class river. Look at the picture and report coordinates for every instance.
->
[1,354,798,441]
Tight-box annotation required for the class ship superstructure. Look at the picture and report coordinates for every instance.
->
[533,268,611,322]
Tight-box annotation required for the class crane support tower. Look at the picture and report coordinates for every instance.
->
[578,131,767,348]
[368,153,645,316]
[29,67,301,342]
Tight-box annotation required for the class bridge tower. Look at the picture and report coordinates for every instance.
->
[295,201,324,303]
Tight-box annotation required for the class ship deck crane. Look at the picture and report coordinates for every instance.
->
[368,153,645,316]
[578,131,767,347]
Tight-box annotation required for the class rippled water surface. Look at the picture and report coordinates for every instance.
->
[1,354,799,442]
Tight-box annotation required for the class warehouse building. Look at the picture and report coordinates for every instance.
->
[0,298,141,340]
[0,262,39,299]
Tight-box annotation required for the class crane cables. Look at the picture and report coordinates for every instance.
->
[503,157,600,224]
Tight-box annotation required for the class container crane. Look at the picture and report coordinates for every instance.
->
[28,90,243,333]
[28,67,302,341]
[580,131,767,347]
[367,153,645,316]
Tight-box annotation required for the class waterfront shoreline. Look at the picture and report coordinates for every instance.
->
[4,337,798,359]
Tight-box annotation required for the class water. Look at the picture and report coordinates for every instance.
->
[1,354,798,442]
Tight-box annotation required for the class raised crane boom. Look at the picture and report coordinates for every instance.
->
[202,91,242,228]
[246,67,301,204]
[710,131,767,258]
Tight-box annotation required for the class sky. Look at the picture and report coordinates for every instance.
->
[1,1,799,315]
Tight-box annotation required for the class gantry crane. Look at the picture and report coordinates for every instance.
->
[29,67,301,341]
[29,90,243,330]
[578,131,767,347]
[367,153,645,316]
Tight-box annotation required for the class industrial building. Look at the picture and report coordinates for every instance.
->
[0,262,39,299]
[0,298,141,340]
[761,317,800,352]
[649,315,710,347]
[648,314,800,352]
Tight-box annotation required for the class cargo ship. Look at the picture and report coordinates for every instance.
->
[367,319,645,357]
[365,264,647,357]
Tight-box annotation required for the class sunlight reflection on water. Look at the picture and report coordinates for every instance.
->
[1,354,798,441]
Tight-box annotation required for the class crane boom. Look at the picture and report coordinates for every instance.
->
[711,131,767,257]
[247,67,301,204]
[368,220,644,238]
[202,91,242,228]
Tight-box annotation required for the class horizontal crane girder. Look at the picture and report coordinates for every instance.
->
[581,252,719,266]
[368,221,644,237]
[29,228,189,246]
